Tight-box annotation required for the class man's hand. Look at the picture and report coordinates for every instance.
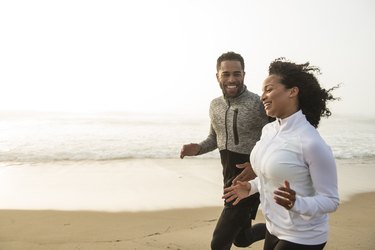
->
[180,143,201,159]
[232,162,257,185]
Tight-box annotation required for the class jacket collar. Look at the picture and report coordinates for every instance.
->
[275,110,306,132]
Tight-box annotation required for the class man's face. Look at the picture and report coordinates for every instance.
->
[216,60,245,98]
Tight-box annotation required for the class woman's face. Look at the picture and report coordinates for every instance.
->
[261,74,298,119]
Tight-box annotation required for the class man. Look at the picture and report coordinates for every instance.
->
[180,52,269,249]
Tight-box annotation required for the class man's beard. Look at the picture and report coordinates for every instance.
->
[222,82,244,98]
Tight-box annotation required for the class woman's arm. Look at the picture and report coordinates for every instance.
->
[293,139,340,216]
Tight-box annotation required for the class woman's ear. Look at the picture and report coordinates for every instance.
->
[290,86,299,97]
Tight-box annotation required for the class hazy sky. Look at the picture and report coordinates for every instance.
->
[1,0,374,117]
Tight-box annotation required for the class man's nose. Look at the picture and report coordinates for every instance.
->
[228,74,236,82]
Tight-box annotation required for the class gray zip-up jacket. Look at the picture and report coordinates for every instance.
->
[198,86,269,155]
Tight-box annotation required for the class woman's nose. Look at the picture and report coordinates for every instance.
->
[260,92,266,101]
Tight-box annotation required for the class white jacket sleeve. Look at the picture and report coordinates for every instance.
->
[249,177,260,196]
[293,138,340,216]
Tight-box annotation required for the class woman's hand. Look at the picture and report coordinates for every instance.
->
[222,181,251,205]
[232,162,257,185]
[274,180,296,210]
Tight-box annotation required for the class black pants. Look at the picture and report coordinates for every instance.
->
[211,205,265,250]
[264,229,326,250]
[211,150,265,250]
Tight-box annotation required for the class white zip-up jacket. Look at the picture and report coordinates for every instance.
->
[249,110,340,245]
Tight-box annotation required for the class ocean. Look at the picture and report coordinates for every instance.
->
[1,111,374,211]
[0,111,374,163]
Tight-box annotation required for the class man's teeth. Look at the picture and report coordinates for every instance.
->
[226,86,237,89]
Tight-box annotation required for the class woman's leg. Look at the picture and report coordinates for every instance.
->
[263,229,326,250]
[263,229,279,250]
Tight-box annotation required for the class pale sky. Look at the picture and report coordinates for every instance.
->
[1,0,374,117]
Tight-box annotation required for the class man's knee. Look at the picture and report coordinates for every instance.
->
[233,230,252,247]
[211,236,231,250]
[234,223,266,247]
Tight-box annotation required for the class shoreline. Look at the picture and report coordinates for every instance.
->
[0,192,374,250]
[1,158,375,211]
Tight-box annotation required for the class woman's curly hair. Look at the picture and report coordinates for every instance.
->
[269,58,340,128]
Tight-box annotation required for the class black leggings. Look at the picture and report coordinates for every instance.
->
[264,229,326,250]
[211,206,266,250]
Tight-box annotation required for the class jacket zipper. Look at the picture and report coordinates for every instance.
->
[233,108,239,145]
[225,100,230,149]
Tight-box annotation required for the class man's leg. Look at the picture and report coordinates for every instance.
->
[233,197,266,247]
[233,221,266,247]
[211,206,246,250]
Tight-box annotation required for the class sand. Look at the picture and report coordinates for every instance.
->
[0,158,374,249]
[0,192,374,250]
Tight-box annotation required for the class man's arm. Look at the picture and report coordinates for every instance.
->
[180,143,201,159]
[180,125,217,159]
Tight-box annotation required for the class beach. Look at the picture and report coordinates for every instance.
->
[0,158,374,250]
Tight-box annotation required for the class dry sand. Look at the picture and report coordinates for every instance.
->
[0,192,374,250]
[1,158,374,249]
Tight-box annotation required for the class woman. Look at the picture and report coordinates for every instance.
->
[223,58,340,250]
